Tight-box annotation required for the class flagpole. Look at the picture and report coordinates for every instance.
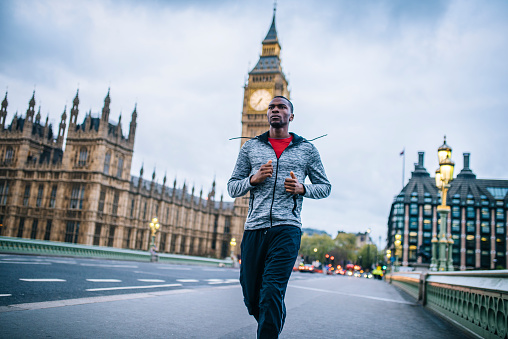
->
[402,148,405,189]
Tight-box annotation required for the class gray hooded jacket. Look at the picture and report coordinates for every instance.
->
[227,131,331,230]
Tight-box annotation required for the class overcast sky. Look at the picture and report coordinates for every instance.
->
[1,0,507,246]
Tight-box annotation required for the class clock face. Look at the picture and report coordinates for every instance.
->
[249,89,272,111]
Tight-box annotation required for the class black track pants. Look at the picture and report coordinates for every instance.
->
[240,225,301,339]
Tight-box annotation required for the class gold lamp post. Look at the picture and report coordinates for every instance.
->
[394,234,402,271]
[230,237,237,267]
[431,136,455,271]
[149,217,160,251]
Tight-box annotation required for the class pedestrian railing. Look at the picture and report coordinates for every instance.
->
[387,270,508,339]
[0,236,233,267]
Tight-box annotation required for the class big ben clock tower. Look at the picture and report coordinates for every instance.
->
[240,9,290,147]
[232,9,290,242]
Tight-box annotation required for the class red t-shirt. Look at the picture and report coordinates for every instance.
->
[268,135,293,159]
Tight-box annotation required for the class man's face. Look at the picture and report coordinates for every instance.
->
[267,97,293,129]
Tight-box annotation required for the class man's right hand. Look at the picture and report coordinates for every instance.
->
[250,160,273,185]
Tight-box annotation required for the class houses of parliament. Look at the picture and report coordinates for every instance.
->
[0,12,289,259]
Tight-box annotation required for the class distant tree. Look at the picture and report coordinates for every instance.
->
[332,232,357,267]
[357,244,377,271]
[299,233,335,266]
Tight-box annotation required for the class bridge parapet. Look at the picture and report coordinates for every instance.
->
[388,270,508,339]
[0,236,233,267]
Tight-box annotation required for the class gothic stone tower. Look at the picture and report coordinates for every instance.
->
[233,10,290,242]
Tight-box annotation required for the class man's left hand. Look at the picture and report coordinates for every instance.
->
[284,171,305,195]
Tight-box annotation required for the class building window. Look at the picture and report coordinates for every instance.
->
[93,224,102,246]
[394,203,404,215]
[49,185,57,208]
[64,221,80,243]
[423,219,431,230]
[98,190,106,212]
[466,194,474,205]
[116,157,124,178]
[451,206,460,218]
[481,221,490,233]
[466,220,475,233]
[23,184,31,206]
[30,219,38,239]
[451,219,460,233]
[409,204,418,215]
[496,208,504,220]
[496,222,505,234]
[70,185,85,209]
[466,206,475,219]
[44,220,52,240]
[103,152,111,174]
[124,228,132,249]
[409,217,418,229]
[160,233,166,252]
[424,192,432,203]
[17,218,25,238]
[410,192,418,202]
[143,201,147,220]
[112,192,119,215]
[36,185,44,207]
[78,147,88,166]
[424,204,432,217]
[0,181,8,205]
[481,208,490,219]
[224,216,231,234]
[108,226,116,247]
[5,147,14,164]
[451,194,460,205]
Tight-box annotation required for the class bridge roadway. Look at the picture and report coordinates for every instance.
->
[0,254,471,338]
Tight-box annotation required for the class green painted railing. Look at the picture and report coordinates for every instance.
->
[0,236,233,267]
[387,270,508,339]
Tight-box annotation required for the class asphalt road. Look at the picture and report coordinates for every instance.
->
[0,254,472,338]
[0,253,244,305]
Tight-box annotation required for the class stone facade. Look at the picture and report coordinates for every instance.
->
[0,89,238,259]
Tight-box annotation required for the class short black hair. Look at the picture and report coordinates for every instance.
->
[272,96,293,114]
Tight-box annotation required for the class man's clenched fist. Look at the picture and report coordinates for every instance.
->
[284,171,305,195]
[250,160,273,185]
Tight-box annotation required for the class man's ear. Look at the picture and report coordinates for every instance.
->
[289,113,294,122]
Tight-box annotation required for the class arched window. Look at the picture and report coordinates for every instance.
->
[78,147,88,166]
[103,152,111,174]
[116,156,123,178]
[5,147,14,164]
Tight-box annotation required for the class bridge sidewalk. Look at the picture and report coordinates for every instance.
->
[0,274,472,339]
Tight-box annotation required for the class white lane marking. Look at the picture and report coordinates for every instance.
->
[45,260,78,264]
[86,283,182,292]
[0,294,12,297]
[176,279,199,283]
[19,279,66,282]
[80,264,138,268]
[86,279,122,283]
[202,268,225,272]
[206,279,238,285]
[0,262,51,265]
[1,286,241,313]
[157,267,191,270]
[289,285,415,305]
[137,279,165,283]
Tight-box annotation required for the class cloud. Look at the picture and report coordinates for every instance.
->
[1,0,507,245]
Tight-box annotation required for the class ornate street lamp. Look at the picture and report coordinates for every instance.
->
[394,233,402,271]
[149,217,160,251]
[230,237,237,258]
[431,136,455,271]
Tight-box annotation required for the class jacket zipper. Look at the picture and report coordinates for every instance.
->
[267,138,299,231]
